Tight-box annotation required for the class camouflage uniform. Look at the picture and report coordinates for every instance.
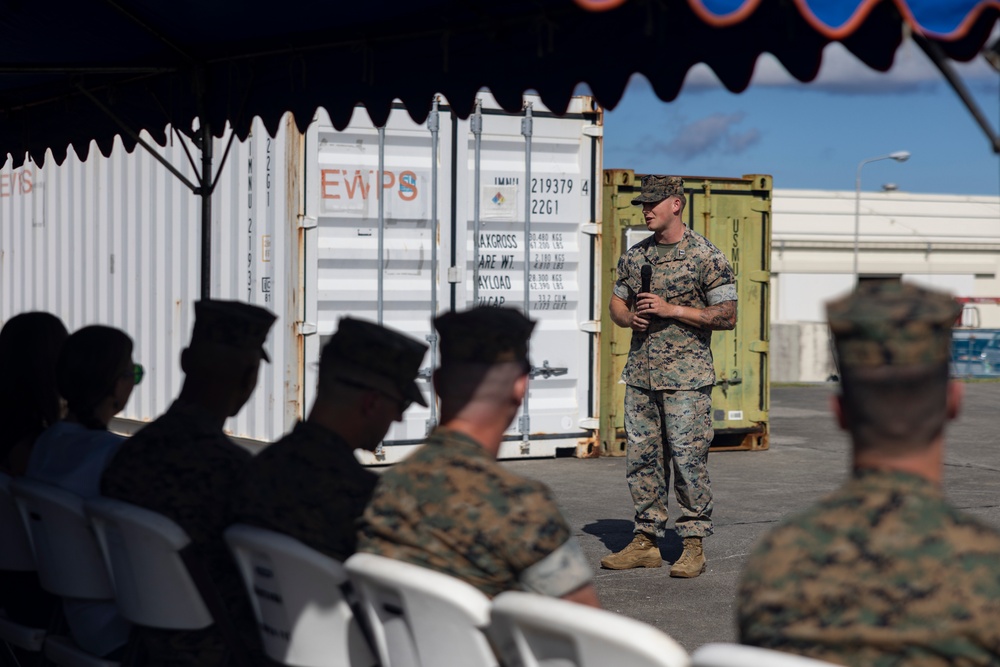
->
[358,306,592,599]
[237,422,378,561]
[738,282,1000,665]
[739,469,1000,666]
[615,178,736,539]
[101,300,276,667]
[358,428,591,599]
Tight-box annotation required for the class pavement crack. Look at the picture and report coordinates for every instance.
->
[944,462,1000,474]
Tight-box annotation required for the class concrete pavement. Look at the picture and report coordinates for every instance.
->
[502,382,1000,652]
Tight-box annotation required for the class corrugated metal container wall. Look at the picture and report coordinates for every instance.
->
[0,118,300,445]
[3,98,601,460]
[304,94,603,463]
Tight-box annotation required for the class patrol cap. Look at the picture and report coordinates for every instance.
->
[826,281,961,369]
[189,300,277,362]
[434,306,535,367]
[631,175,686,206]
[322,317,429,407]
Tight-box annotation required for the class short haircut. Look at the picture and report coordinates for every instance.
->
[839,362,949,454]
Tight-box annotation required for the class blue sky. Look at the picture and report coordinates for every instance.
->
[600,38,1000,196]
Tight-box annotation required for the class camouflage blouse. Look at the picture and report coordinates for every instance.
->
[358,428,592,599]
[738,469,1000,666]
[614,228,736,390]
[236,420,378,561]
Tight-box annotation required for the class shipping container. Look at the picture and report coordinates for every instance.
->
[598,170,771,454]
[0,94,604,463]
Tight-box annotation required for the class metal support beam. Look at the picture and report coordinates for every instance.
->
[200,120,213,299]
[914,33,1000,154]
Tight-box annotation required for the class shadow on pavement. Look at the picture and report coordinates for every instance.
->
[582,519,685,563]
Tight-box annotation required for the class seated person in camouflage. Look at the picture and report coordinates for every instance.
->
[738,281,1000,666]
[358,306,599,607]
[237,318,428,561]
[101,300,276,667]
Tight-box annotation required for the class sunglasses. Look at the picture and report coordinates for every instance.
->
[123,363,145,385]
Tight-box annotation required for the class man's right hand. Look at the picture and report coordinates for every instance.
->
[630,311,650,332]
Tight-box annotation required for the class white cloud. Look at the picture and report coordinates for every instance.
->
[641,112,761,161]
[677,38,998,94]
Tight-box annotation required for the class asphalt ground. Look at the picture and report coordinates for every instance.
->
[501,382,1000,653]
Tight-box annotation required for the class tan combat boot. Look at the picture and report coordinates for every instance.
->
[600,533,662,569]
[669,537,706,578]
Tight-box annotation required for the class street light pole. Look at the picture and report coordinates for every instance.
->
[853,151,911,287]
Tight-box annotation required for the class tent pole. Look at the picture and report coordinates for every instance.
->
[913,34,1000,154]
[200,119,213,299]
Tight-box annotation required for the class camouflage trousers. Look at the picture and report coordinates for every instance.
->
[624,384,713,539]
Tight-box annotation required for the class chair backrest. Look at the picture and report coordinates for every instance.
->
[9,478,114,600]
[224,524,376,667]
[84,496,213,630]
[691,644,844,667]
[344,552,496,667]
[0,472,35,571]
[489,591,690,667]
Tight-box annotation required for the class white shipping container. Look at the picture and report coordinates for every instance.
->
[0,94,604,463]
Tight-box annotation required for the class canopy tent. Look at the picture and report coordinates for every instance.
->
[1,0,996,166]
[1,0,996,294]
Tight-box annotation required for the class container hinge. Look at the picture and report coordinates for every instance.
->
[578,417,599,430]
[416,366,433,380]
[582,125,603,138]
[298,215,317,230]
[580,320,600,333]
[529,360,568,379]
[749,341,769,353]
[374,443,386,462]
[580,223,600,236]
[749,270,770,283]
[296,322,318,336]
[447,266,462,284]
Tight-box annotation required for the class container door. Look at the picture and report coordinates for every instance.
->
[305,106,443,457]
[452,96,600,459]
[304,94,602,462]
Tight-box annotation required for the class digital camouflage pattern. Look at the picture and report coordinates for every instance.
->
[358,428,592,599]
[101,402,260,667]
[631,175,687,205]
[827,281,961,369]
[625,385,713,539]
[323,317,428,407]
[236,420,378,562]
[615,228,736,390]
[738,469,1000,666]
[434,306,535,366]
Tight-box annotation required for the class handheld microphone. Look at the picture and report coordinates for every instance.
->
[640,264,652,295]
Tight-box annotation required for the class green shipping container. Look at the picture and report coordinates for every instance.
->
[599,170,771,455]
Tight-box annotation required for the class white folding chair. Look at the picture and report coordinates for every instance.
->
[344,553,496,667]
[0,472,47,663]
[224,524,376,667]
[85,497,253,667]
[489,591,690,667]
[10,478,120,667]
[84,497,211,630]
[691,643,844,667]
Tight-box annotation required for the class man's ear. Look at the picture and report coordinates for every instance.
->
[946,380,963,421]
[830,392,848,431]
[513,373,528,404]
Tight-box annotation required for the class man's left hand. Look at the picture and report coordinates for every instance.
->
[635,292,677,319]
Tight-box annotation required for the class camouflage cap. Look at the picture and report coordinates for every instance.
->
[189,300,277,362]
[322,318,429,407]
[826,281,961,369]
[434,306,535,367]
[631,175,686,205]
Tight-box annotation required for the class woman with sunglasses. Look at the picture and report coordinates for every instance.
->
[26,324,142,659]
